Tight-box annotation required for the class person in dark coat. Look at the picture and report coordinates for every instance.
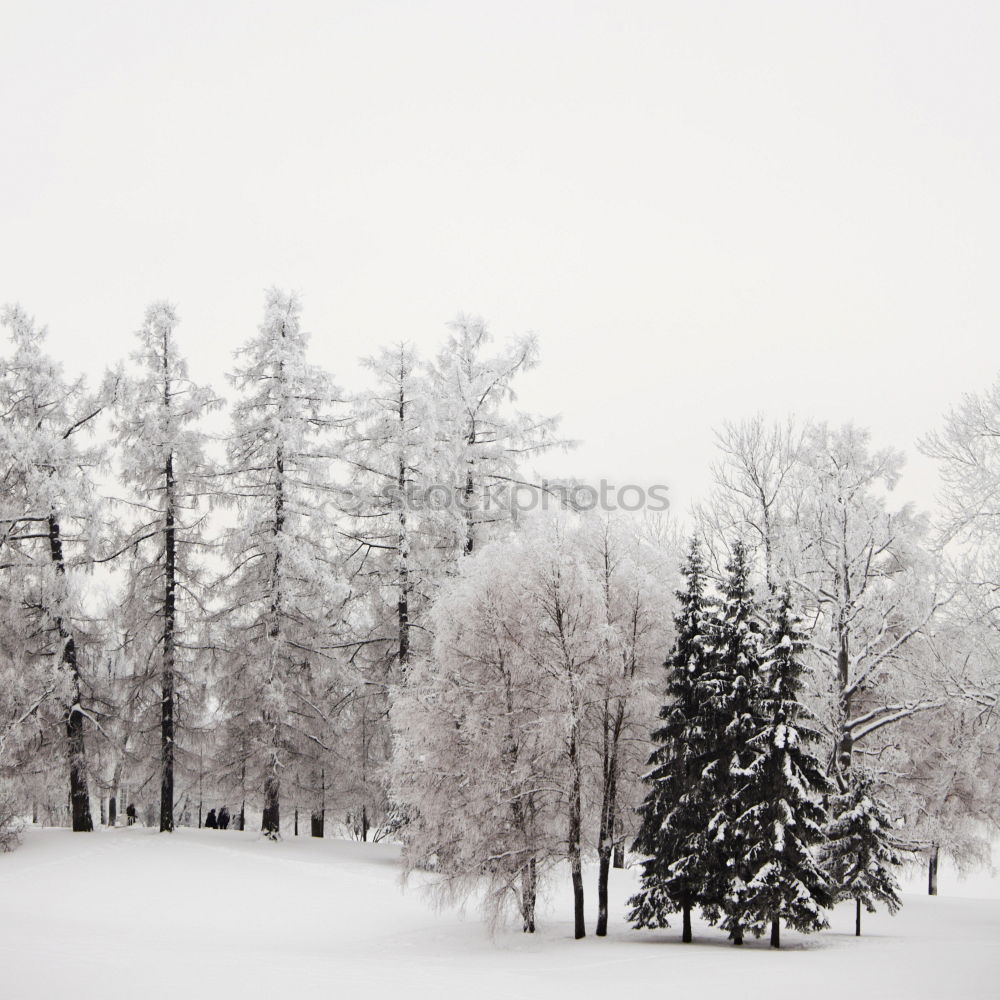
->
[218,806,230,830]
[125,803,137,826]
[205,808,218,829]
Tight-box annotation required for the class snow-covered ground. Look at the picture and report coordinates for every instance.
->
[0,826,997,1000]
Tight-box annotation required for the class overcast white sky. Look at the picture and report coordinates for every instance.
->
[3,0,998,516]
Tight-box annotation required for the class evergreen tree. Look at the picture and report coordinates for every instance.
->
[697,540,766,945]
[740,587,832,947]
[823,773,903,935]
[628,538,715,943]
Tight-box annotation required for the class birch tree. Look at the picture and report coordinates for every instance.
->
[584,515,671,936]
[700,419,945,789]
[392,538,560,932]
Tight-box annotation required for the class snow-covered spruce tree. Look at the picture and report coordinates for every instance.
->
[823,773,902,935]
[629,538,715,943]
[426,315,566,557]
[111,302,219,832]
[697,540,767,945]
[216,289,346,839]
[587,516,672,936]
[740,587,831,947]
[0,305,113,832]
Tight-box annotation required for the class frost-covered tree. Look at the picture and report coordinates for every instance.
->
[699,420,945,792]
[887,674,995,894]
[586,516,671,936]
[629,538,716,942]
[397,513,659,937]
[111,301,219,832]
[215,289,346,839]
[697,416,805,587]
[335,344,440,840]
[392,538,560,932]
[0,305,112,832]
[795,426,945,788]
[823,773,903,935]
[341,343,435,673]
[427,315,566,556]
[528,518,605,939]
[740,588,831,947]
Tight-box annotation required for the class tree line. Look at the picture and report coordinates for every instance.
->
[0,291,998,945]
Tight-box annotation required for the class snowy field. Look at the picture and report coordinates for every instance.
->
[1,827,997,1000]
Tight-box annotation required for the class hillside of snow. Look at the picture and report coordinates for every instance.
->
[0,826,997,999]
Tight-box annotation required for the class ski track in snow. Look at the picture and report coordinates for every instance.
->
[0,825,997,1000]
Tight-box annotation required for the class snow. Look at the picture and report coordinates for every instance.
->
[1,826,998,1000]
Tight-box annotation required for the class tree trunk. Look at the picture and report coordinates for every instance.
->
[48,522,94,832]
[568,731,585,940]
[463,457,475,555]
[521,858,537,933]
[928,844,939,896]
[262,773,280,839]
[613,843,625,869]
[261,430,285,843]
[833,520,854,789]
[571,864,585,940]
[160,450,176,833]
[311,768,325,837]
[108,794,116,828]
[294,808,299,836]
[47,513,94,833]
[397,435,410,671]
[732,923,743,946]
[596,848,611,937]
[855,897,862,936]
[595,737,617,937]
[682,900,693,943]
[99,797,107,826]
[770,918,780,949]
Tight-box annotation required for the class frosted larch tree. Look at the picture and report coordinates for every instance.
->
[0,305,112,831]
[111,301,219,832]
[216,289,345,839]
[427,315,567,557]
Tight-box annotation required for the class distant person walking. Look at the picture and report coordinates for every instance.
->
[218,806,230,830]
[205,808,218,829]
[126,803,137,826]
